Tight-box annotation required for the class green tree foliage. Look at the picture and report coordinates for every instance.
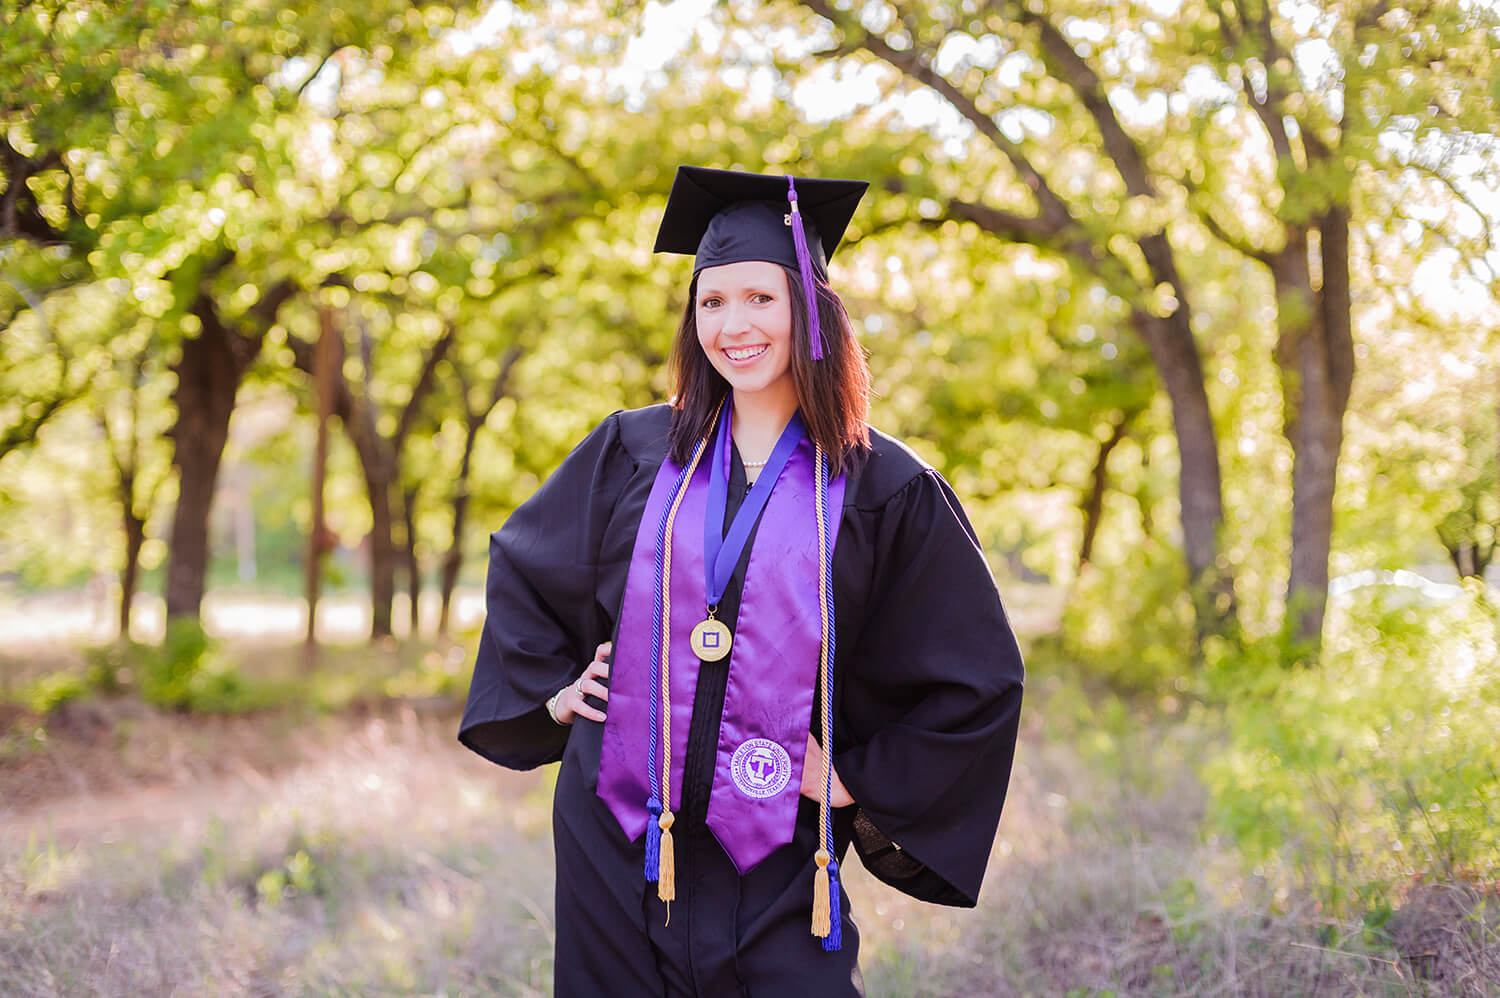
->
[1,0,496,624]
[766,0,1239,644]
[751,0,1499,660]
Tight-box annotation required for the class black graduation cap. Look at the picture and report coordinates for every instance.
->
[653,166,868,279]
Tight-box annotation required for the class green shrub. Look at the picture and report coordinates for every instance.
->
[181,666,277,714]
[83,639,148,693]
[136,619,264,712]
[137,618,214,709]
[17,671,89,715]
[1058,540,1197,693]
[1202,582,1500,917]
[382,645,469,701]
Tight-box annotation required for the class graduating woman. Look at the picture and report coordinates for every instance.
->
[459,166,1025,997]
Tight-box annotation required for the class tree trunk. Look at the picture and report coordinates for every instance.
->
[165,303,256,620]
[1130,306,1235,638]
[359,454,397,640]
[119,495,145,639]
[287,316,454,643]
[1450,542,1476,579]
[438,418,483,637]
[437,529,464,637]
[1271,220,1352,656]
[403,484,420,637]
[305,312,338,653]
[1078,414,1132,570]
[436,345,521,637]
[163,277,293,622]
[1318,207,1356,415]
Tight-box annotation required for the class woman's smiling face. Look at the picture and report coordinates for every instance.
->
[695,260,795,403]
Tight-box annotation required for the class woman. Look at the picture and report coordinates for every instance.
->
[459,166,1024,997]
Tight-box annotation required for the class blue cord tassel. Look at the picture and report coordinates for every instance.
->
[644,796,662,882]
[822,858,843,952]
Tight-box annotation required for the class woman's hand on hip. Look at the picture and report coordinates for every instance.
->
[551,642,611,725]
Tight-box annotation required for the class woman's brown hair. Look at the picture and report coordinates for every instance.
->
[667,265,871,476]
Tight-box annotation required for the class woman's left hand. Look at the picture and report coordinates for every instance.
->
[800,733,854,807]
[550,642,611,725]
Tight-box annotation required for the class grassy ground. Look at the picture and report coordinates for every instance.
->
[1,647,1495,995]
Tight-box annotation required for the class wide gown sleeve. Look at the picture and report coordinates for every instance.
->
[457,411,635,770]
[836,468,1025,908]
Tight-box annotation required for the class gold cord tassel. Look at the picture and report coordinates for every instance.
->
[811,848,831,937]
[657,809,677,902]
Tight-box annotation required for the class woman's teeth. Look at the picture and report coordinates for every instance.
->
[727,345,768,361]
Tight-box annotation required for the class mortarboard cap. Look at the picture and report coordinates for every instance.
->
[653,166,868,278]
[654,166,868,359]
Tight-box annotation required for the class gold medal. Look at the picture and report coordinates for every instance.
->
[690,616,732,661]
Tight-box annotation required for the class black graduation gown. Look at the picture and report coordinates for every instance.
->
[459,404,1024,998]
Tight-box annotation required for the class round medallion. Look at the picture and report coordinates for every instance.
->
[690,617,732,661]
[730,738,792,799]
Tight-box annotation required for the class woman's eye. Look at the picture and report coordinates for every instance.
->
[700,297,721,308]
[752,293,773,304]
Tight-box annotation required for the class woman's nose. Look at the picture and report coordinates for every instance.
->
[720,301,753,335]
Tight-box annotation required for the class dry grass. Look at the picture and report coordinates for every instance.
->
[850,697,1500,998]
[2,689,1495,996]
[2,706,556,996]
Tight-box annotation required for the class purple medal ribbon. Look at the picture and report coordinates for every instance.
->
[704,401,805,609]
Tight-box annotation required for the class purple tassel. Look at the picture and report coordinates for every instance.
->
[823,858,843,951]
[785,175,825,360]
[644,796,662,882]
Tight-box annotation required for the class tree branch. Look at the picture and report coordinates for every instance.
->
[798,0,1077,231]
[1205,0,1242,47]
[943,197,1066,245]
[1245,73,1294,163]
[1006,2,1155,198]
[384,126,451,196]
[1407,159,1498,255]
[1207,0,1293,163]
[486,343,524,413]
[834,214,912,250]
[0,269,80,456]
[393,320,457,452]
[294,49,338,102]
[1,138,69,244]
[1190,196,1275,264]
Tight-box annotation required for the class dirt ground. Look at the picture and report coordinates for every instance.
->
[0,695,539,849]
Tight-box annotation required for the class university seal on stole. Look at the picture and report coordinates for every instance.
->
[730,738,792,799]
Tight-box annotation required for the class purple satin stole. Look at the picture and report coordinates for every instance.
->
[597,428,846,873]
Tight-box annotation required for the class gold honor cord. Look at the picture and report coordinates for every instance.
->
[654,400,722,906]
[811,443,835,939]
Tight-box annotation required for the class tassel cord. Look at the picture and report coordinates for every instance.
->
[645,455,691,882]
[649,398,720,903]
[657,808,677,904]
[644,796,662,881]
[785,176,825,360]
[812,849,832,937]
[811,445,843,949]
[823,858,843,951]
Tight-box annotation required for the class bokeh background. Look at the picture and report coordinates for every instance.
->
[2,1,1497,995]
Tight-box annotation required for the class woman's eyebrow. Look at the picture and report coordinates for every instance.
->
[698,284,778,297]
